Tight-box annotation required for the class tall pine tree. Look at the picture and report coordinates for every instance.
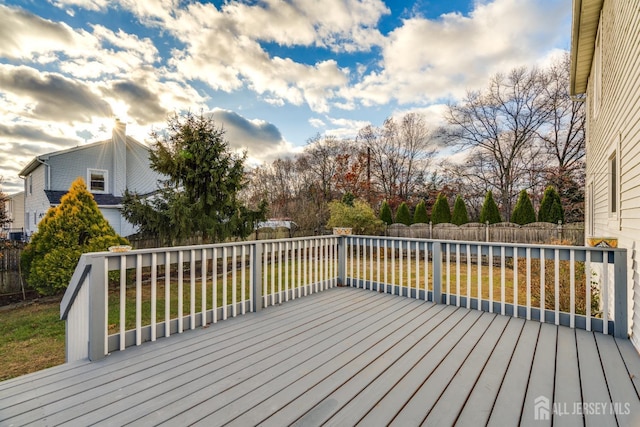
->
[451,195,469,225]
[395,202,412,226]
[538,185,564,223]
[480,191,502,224]
[511,190,536,225]
[431,193,451,224]
[379,200,393,225]
[413,200,429,224]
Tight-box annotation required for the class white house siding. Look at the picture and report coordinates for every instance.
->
[23,165,51,236]
[48,143,114,193]
[125,139,162,194]
[5,192,25,230]
[584,0,640,350]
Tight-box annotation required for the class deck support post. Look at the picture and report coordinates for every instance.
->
[613,250,628,338]
[252,242,263,312]
[433,241,442,304]
[88,257,107,361]
[337,236,347,286]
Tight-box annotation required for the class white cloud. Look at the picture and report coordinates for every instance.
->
[309,118,325,128]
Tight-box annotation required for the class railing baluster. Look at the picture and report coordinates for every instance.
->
[488,245,493,313]
[370,239,374,292]
[477,244,482,310]
[136,254,142,344]
[285,241,289,300]
[513,248,518,318]
[526,247,531,320]
[190,249,195,330]
[222,247,228,320]
[400,241,404,297]
[232,246,237,317]
[271,242,276,303]
[540,248,545,323]
[213,247,218,323]
[178,251,183,333]
[241,245,246,314]
[466,244,471,309]
[151,252,157,342]
[586,250,591,331]
[120,255,126,350]
[165,251,170,337]
[555,248,560,325]
[277,242,282,303]
[570,249,575,328]
[455,243,460,307]
[500,246,505,316]
[304,240,309,296]
[446,243,451,305]
[314,239,320,293]
[391,240,395,295]
[246,245,251,313]
[201,249,207,326]
[356,238,361,289]
[603,251,609,335]
[424,243,429,301]
[415,242,419,300]
[297,241,302,298]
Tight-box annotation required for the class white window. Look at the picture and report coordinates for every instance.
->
[593,15,602,118]
[87,169,108,193]
[29,175,32,195]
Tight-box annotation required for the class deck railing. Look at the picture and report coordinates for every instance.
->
[61,235,627,362]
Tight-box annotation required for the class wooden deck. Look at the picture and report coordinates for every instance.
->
[2,287,640,426]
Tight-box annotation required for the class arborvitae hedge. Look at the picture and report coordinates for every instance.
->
[395,202,412,226]
[451,195,469,225]
[511,190,536,225]
[379,200,393,225]
[431,193,451,225]
[413,200,429,224]
[479,191,502,224]
[538,185,564,223]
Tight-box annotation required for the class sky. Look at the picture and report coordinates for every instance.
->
[0,0,572,195]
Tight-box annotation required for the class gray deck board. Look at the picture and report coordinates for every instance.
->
[1,286,640,427]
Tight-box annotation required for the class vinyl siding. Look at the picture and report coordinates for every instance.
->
[23,165,52,235]
[125,139,162,194]
[48,143,114,193]
[584,0,640,350]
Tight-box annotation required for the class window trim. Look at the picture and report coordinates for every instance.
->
[608,146,619,218]
[87,168,109,194]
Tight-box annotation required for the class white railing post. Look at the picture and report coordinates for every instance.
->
[432,241,442,304]
[252,242,263,312]
[337,235,347,286]
[614,250,628,338]
[88,256,107,361]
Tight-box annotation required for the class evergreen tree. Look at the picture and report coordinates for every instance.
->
[511,190,536,225]
[341,192,355,207]
[451,195,469,225]
[538,185,565,223]
[395,202,412,225]
[431,193,452,225]
[480,191,502,224]
[21,178,128,295]
[122,112,265,245]
[413,200,429,224]
[379,200,393,225]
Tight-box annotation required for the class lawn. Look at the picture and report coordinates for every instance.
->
[0,299,65,381]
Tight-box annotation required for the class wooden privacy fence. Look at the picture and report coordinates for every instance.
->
[387,222,585,245]
[0,242,26,296]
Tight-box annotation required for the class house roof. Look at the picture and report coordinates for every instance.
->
[45,190,123,207]
[18,136,149,177]
[570,0,604,95]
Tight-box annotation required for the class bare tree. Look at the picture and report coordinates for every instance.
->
[0,178,9,229]
[357,112,436,204]
[445,67,552,221]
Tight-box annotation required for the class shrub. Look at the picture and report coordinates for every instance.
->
[451,195,469,225]
[511,190,536,225]
[480,191,502,224]
[413,200,429,224]
[395,202,412,225]
[379,200,393,225]
[431,193,451,225]
[327,199,384,235]
[21,178,128,296]
[538,185,564,223]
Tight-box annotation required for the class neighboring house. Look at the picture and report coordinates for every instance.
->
[570,0,640,350]
[2,191,25,238]
[18,120,162,237]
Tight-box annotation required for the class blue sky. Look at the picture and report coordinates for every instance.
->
[0,0,571,194]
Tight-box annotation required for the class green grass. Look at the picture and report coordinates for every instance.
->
[0,300,65,381]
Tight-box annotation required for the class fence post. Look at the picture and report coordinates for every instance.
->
[557,221,562,241]
[338,235,347,286]
[614,249,628,339]
[88,256,107,361]
[433,241,442,304]
[252,242,263,312]
[485,221,489,242]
